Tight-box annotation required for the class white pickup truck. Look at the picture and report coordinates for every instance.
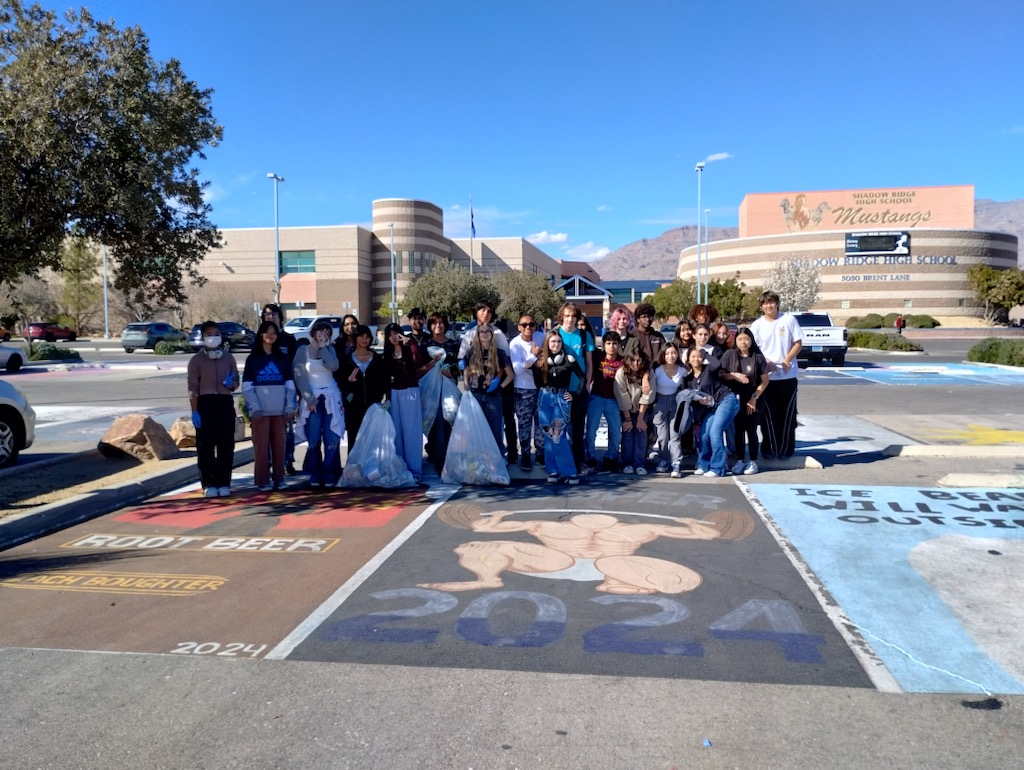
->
[792,312,847,367]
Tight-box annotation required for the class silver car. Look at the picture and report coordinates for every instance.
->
[0,379,36,467]
[0,342,27,373]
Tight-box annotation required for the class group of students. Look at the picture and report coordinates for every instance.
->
[186,293,802,495]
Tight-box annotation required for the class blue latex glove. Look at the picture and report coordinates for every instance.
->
[486,376,500,394]
[458,359,466,371]
[191,410,201,429]
[222,372,237,388]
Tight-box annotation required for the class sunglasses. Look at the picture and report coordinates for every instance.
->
[519,322,536,328]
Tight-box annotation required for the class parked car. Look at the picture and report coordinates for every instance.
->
[0,326,12,342]
[27,322,77,342]
[793,312,848,366]
[283,315,345,346]
[659,323,678,341]
[120,322,187,353]
[187,321,256,352]
[0,379,35,467]
[0,343,26,373]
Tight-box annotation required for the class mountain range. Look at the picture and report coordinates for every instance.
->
[591,199,1024,281]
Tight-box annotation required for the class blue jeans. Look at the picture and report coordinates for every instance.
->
[620,414,647,469]
[586,394,622,463]
[302,395,342,485]
[537,388,576,477]
[471,391,505,457]
[697,393,741,475]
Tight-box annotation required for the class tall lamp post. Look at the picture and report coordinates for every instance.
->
[267,173,284,304]
[703,208,710,304]
[388,223,397,324]
[694,162,704,305]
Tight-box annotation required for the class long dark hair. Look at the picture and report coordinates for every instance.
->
[733,326,763,356]
[382,322,415,366]
[252,320,281,354]
[340,314,360,347]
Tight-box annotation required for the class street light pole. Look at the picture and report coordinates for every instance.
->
[703,208,711,303]
[388,223,397,324]
[694,162,704,306]
[267,173,284,304]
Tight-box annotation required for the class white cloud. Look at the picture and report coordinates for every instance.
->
[596,204,612,212]
[703,152,733,164]
[564,241,611,261]
[527,230,569,245]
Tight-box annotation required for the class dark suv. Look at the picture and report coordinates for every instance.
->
[121,321,186,353]
[188,322,256,352]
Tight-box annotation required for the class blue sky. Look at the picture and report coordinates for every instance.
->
[62,0,1024,263]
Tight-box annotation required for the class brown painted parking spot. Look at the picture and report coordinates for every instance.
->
[0,485,433,658]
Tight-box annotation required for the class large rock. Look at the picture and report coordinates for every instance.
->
[170,417,197,448]
[99,414,180,461]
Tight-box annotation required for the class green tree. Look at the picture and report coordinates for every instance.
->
[0,1,222,309]
[400,260,500,321]
[967,264,1024,324]
[650,279,696,320]
[59,236,101,333]
[492,270,564,325]
[706,273,748,320]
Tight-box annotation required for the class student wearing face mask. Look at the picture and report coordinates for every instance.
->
[187,320,240,498]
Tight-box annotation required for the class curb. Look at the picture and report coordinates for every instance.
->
[938,472,1024,488]
[883,444,1024,458]
[0,444,254,552]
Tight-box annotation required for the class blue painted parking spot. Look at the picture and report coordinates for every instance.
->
[748,483,1024,694]
[837,363,1024,387]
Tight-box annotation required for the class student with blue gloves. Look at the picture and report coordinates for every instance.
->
[187,320,240,498]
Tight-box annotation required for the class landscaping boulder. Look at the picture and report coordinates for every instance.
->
[170,416,197,448]
[99,414,180,461]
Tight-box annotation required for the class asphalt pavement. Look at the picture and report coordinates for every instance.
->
[1,345,1023,768]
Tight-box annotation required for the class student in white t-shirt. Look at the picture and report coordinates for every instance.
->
[749,291,802,459]
[509,313,546,471]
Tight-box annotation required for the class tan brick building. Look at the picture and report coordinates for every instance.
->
[678,184,1019,322]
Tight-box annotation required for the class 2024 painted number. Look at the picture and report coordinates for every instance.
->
[322,588,825,662]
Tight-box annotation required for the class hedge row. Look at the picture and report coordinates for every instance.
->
[154,339,191,355]
[967,338,1024,367]
[28,342,83,362]
[846,313,939,329]
[846,331,923,352]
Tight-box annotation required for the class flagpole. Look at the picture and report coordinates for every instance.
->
[469,194,474,275]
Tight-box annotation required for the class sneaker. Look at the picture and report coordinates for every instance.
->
[635,467,648,476]
[647,450,660,461]
[507,451,518,465]
[534,453,545,466]
[732,460,747,476]
[547,473,560,483]
[520,455,532,472]
[285,463,299,476]
[656,461,669,473]
[693,468,705,476]
[257,483,273,492]
[743,461,759,475]
[217,487,231,497]
[566,476,580,485]
[204,487,219,498]
[622,465,634,475]
[704,470,719,478]
[585,457,598,469]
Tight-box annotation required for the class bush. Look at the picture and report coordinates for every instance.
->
[846,313,886,329]
[154,339,189,355]
[28,341,83,361]
[847,331,923,352]
[906,314,939,328]
[968,338,1024,367]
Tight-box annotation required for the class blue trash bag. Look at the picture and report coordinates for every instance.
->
[441,392,509,486]
[340,403,416,488]
[419,361,443,434]
[440,375,462,424]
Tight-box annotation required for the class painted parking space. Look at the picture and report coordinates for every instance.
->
[0,478,438,657]
[746,483,1024,694]
[281,479,874,688]
[833,363,1024,387]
